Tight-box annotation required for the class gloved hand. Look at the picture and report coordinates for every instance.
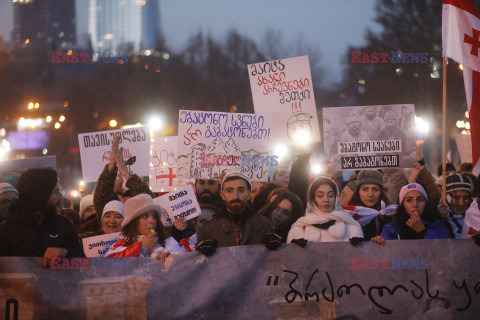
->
[196,239,217,257]
[349,237,366,247]
[263,233,283,251]
[291,238,308,248]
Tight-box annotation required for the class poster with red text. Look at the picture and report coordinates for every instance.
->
[78,127,150,183]
[248,55,321,145]
[177,110,275,182]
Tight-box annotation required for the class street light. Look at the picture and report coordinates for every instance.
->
[59,115,65,122]
[46,115,52,123]
[27,102,34,110]
[34,103,39,109]
[54,122,61,129]
[109,119,118,127]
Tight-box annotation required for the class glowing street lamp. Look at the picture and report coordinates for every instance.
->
[109,119,118,127]
[54,122,61,129]
[27,102,34,110]
[46,115,52,123]
[59,115,65,122]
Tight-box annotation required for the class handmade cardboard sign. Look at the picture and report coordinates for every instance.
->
[78,127,150,183]
[82,232,121,257]
[248,55,321,145]
[177,110,275,182]
[0,156,56,181]
[153,184,201,226]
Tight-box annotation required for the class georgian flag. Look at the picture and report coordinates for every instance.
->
[442,0,480,174]
[462,199,480,238]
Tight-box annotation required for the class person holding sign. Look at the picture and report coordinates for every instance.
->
[287,177,363,244]
[196,172,280,255]
[374,183,451,241]
[105,194,179,260]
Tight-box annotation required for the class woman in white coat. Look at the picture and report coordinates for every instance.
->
[287,177,363,243]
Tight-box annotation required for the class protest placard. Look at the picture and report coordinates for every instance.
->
[78,127,150,183]
[323,104,416,171]
[247,55,321,145]
[149,136,194,192]
[0,156,56,181]
[454,133,473,163]
[153,185,201,226]
[82,232,121,257]
[177,110,275,182]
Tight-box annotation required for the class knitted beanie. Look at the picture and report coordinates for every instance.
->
[356,170,383,189]
[446,174,472,194]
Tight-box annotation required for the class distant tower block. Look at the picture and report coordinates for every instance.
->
[0,273,37,320]
[190,143,206,178]
[80,276,151,320]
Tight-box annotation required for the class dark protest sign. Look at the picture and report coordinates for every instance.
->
[323,104,417,171]
[0,239,479,319]
[0,156,56,181]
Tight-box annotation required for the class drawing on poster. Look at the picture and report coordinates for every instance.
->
[323,104,416,171]
[149,137,193,192]
[177,111,275,182]
[247,55,321,145]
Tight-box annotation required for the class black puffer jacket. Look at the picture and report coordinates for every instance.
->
[0,203,85,257]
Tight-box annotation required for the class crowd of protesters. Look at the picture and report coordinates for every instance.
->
[1,132,479,266]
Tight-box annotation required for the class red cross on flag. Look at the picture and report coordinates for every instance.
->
[443,0,480,174]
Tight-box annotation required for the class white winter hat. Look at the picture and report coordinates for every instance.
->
[102,200,125,219]
[121,194,162,228]
[79,194,95,219]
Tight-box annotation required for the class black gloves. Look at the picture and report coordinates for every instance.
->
[349,237,366,247]
[291,238,308,248]
[472,233,480,246]
[263,233,283,251]
[196,239,217,256]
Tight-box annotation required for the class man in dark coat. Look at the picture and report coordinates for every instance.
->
[197,172,274,248]
[0,168,84,265]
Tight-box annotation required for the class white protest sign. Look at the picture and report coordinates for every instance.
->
[153,185,201,224]
[177,110,276,182]
[78,127,150,183]
[454,133,473,163]
[149,136,194,192]
[0,156,56,181]
[82,232,121,257]
[248,55,321,145]
[322,104,416,171]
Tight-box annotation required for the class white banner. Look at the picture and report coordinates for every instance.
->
[454,133,473,163]
[82,232,121,257]
[153,185,201,225]
[323,104,416,171]
[177,110,276,182]
[78,127,150,183]
[149,136,194,192]
[248,55,321,145]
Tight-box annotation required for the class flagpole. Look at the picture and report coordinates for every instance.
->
[442,57,447,203]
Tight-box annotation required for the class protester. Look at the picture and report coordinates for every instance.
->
[340,181,356,206]
[443,174,473,238]
[0,183,19,224]
[0,168,84,264]
[78,194,101,237]
[348,170,390,239]
[374,183,451,242]
[197,172,277,255]
[287,177,363,243]
[250,181,265,203]
[259,191,304,242]
[273,166,291,188]
[251,182,281,211]
[105,194,182,259]
[93,135,154,221]
[100,200,124,234]
[195,178,221,205]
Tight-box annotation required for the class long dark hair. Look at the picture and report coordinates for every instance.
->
[122,212,169,247]
[393,201,439,238]
[252,182,281,211]
[259,191,304,240]
[348,184,388,210]
[307,177,339,206]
